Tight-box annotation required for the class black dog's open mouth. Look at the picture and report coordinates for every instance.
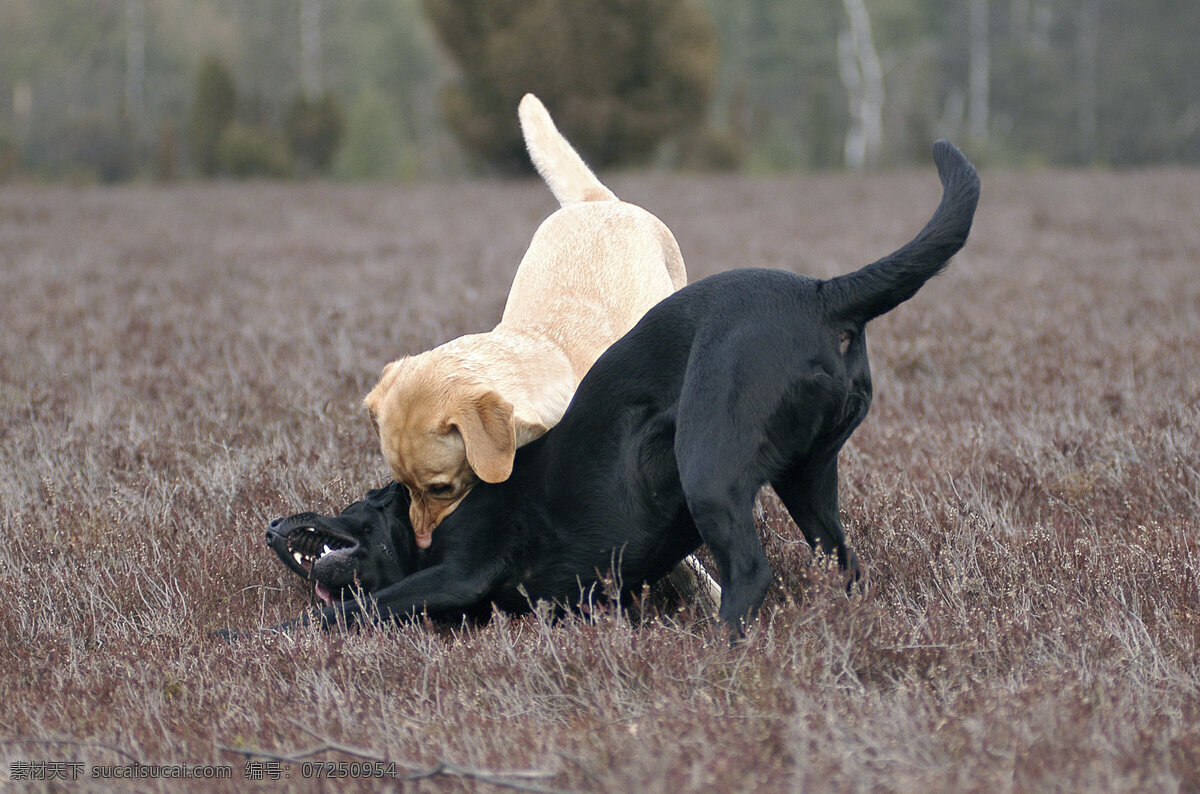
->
[286,525,354,572]
[266,516,360,604]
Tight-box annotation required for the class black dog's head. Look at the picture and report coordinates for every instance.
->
[266,482,419,605]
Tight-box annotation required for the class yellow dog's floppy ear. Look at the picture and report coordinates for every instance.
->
[451,390,517,483]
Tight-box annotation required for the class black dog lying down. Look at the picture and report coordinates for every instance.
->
[252,142,980,636]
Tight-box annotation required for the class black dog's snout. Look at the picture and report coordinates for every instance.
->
[265,516,285,543]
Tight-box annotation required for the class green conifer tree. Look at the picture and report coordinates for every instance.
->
[421,0,718,170]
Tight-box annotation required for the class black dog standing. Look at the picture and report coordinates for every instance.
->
[242,141,980,639]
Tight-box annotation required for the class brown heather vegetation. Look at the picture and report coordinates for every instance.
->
[0,165,1197,791]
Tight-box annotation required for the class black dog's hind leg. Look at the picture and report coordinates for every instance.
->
[673,340,807,633]
[686,479,768,633]
[771,457,860,583]
[678,468,771,633]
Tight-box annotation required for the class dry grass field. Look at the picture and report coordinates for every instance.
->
[1,163,1197,791]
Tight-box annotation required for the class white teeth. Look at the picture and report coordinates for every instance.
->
[322,544,333,557]
[292,552,304,566]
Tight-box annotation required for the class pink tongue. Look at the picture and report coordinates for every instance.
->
[314,582,334,605]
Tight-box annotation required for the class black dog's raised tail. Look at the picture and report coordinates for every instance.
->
[822,140,980,326]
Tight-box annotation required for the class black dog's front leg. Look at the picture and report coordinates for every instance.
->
[212,608,351,638]
[216,590,390,637]
[264,560,506,634]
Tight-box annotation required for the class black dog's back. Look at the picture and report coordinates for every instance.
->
[561,139,981,499]
[566,141,979,414]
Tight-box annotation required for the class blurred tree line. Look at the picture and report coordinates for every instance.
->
[0,0,1196,182]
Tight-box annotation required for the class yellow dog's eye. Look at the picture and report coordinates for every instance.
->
[427,484,453,497]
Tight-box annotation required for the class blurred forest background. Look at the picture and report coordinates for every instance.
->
[1,0,1197,183]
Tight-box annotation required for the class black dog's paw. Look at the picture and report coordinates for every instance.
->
[213,620,304,641]
[266,617,310,633]
[841,546,864,595]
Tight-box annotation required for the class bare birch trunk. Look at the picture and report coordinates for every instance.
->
[839,0,884,170]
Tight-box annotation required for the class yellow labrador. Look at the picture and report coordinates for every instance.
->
[364,94,687,549]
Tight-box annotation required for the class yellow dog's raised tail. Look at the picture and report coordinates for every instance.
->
[519,93,618,206]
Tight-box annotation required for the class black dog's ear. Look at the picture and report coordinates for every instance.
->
[361,481,407,509]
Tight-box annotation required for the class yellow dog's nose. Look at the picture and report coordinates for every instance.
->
[410,504,437,549]
[409,489,470,550]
